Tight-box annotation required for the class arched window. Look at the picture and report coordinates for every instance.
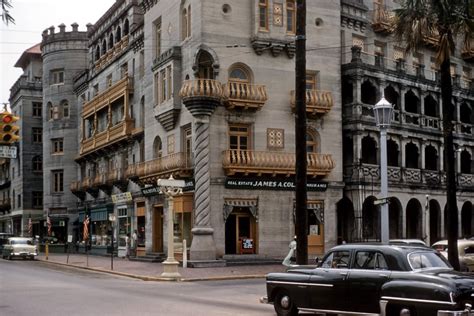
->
[361,136,377,164]
[425,145,438,171]
[47,102,53,120]
[32,156,43,172]
[115,26,122,42]
[61,100,69,118]
[108,33,114,49]
[123,19,130,35]
[461,150,472,174]
[95,45,101,61]
[229,67,250,83]
[182,8,188,40]
[196,50,214,79]
[405,142,419,169]
[153,136,163,159]
[102,39,107,55]
[306,129,320,153]
[361,80,377,105]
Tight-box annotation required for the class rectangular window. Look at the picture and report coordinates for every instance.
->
[167,65,172,101]
[374,42,385,56]
[32,128,42,143]
[52,138,64,154]
[52,170,64,193]
[121,63,128,78]
[139,50,145,79]
[286,0,296,34]
[17,194,21,208]
[106,74,113,87]
[33,191,43,209]
[154,18,162,58]
[158,65,173,104]
[259,0,269,30]
[62,102,69,118]
[229,124,250,150]
[306,72,317,90]
[32,102,42,117]
[50,69,64,85]
[154,72,160,105]
[160,69,167,103]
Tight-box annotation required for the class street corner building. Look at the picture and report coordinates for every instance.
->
[1,0,473,263]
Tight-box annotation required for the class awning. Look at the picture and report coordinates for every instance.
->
[223,198,259,222]
[293,200,325,223]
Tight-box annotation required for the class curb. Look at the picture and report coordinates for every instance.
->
[36,259,267,282]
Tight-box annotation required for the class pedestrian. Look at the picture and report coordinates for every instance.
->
[131,230,138,257]
[125,233,131,259]
[282,236,297,267]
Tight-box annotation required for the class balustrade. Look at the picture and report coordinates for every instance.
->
[223,82,267,110]
[290,89,334,115]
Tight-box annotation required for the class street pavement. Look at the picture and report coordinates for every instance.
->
[36,253,287,282]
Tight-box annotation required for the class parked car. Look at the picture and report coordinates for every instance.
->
[432,239,474,272]
[389,239,428,247]
[261,243,474,316]
[2,237,38,260]
[0,232,14,253]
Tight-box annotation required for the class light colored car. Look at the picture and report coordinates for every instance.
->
[389,239,428,247]
[432,239,474,272]
[2,237,38,260]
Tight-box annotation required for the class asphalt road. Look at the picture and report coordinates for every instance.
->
[0,259,277,316]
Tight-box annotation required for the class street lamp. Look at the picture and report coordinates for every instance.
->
[109,213,117,270]
[373,96,394,244]
[157,175,185,279]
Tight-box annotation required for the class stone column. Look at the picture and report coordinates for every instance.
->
[181,79,222,261]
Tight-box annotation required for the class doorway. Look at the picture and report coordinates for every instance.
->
[225,207,257,255]
[152,206,163,253]
[307,202,325,255]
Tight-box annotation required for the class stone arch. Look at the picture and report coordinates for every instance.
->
[362,196,379,241]
[108,33,114,49]
[123,19,130,35]
[424,94,438,117]
[429,199,442,244]
[192,46,220,78]
[384,85,399,110]
[405,141,419,169]
[425,144,438,170]
[361,135,377,164]
[389,197,403,239]
[460,101,473,124]
[306,127,321,153]
[101,39,107,55]
[361,80,377,105]
[461,150,472,174]
[336,197,355,244]
[153,136,163,159]
[228,62,254,83]
[115,26,122,42]
[461,201,473,238]
[406,198,422,239]
[405,89,420,114]
[95,45,100,61]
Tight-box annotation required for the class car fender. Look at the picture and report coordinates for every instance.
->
[381,279,454,307]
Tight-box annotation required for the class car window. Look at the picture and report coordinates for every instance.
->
[408,251,451,270]
[354,251,388,270]
[11,239,32,245]
[321,251,350,269]
[464,246,474,255]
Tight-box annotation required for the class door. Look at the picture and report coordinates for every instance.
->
[308,206,324,256]
[152,206,163,253]
[225,207,256,255]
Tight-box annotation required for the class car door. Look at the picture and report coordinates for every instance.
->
[309,250,351,311]
[347,250,391,313]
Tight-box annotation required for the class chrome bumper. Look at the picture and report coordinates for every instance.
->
[259,296,269,304]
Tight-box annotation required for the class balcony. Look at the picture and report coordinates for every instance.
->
[372,5,394,34]
[107,168,128,191]
[422,29,440,48]
[82,76,133,118]
[80,119,135,156]
[179,79,223,115]
[290,89,334,116]
[70,181,86,199]
[222,150,335,178]
[223,82,268,110]
[94,35,129,72]
[0,198,10,211]
[461,41,474,62]
[135,152,193,185]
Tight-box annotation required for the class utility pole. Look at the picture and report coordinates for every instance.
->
[295,0,307,265]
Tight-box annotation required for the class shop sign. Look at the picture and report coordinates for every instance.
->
[141,179,195,197]
[225,178,328,191]
[111,192,132,204]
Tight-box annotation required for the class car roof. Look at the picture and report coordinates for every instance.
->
[433,239,474,246]
[8,237,32,240]
[390,239,426,245]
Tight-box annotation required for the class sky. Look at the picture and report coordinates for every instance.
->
[0,0,116,105]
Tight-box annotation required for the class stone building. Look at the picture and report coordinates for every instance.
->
[338,0,474,246]
[4,44,44,237]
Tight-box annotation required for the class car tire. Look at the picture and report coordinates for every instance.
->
[273,290,298,316]
[7,255,12,260]
[386,303,416,316]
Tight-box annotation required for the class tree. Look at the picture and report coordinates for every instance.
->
[1,0,14,25]
[393,0,473,270]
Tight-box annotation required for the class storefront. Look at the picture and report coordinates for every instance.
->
[78,205,113,255]
[224,198,259,255]
[173,193,193,257]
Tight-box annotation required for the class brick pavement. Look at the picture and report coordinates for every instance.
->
[36,253,286,282]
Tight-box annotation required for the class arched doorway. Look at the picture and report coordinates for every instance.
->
[406,199,422,239]
[195,50,215,79]
[362,196,378,241]
[224,206,257,255]
[389,197,402,239]
[461,201,473,238]
[429,199,441,244]
[336,197,355,244]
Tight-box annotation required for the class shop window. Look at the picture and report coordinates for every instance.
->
[118,207,131,248]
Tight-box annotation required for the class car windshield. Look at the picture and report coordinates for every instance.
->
[11,239,32,245]
[408,251,452,270]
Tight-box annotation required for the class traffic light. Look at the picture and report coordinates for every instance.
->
[0,111,20,144]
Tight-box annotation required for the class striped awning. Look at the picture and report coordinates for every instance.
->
[223,198,259,222]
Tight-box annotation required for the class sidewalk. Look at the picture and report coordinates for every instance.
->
[36,253,286,282]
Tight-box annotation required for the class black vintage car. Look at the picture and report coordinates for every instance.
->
[262,244,474,316]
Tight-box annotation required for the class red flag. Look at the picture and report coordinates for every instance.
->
[47,216,52,236]
[83,215,90,241]
[28,217,32,236]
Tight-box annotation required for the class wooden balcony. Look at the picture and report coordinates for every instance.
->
[290,89,333,115]
[179,79,223,105]
[94,35,129,71]
[82,76,133,118]
[70,181,86,199]
[461,41,474,62]
[372,5,394,34]
[422,29,440,48]
[107,168,128,191]
[223,82,268,110]
[80,119,135,156]
[223,150,335,178]
[138,152,193,184]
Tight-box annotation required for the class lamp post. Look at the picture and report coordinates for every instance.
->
[109,213,117,270]
[158,175,185,279]
[373,96,394,244]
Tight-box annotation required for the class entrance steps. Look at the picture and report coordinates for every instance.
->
[223,254,282,266]
[129,252,166,263]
